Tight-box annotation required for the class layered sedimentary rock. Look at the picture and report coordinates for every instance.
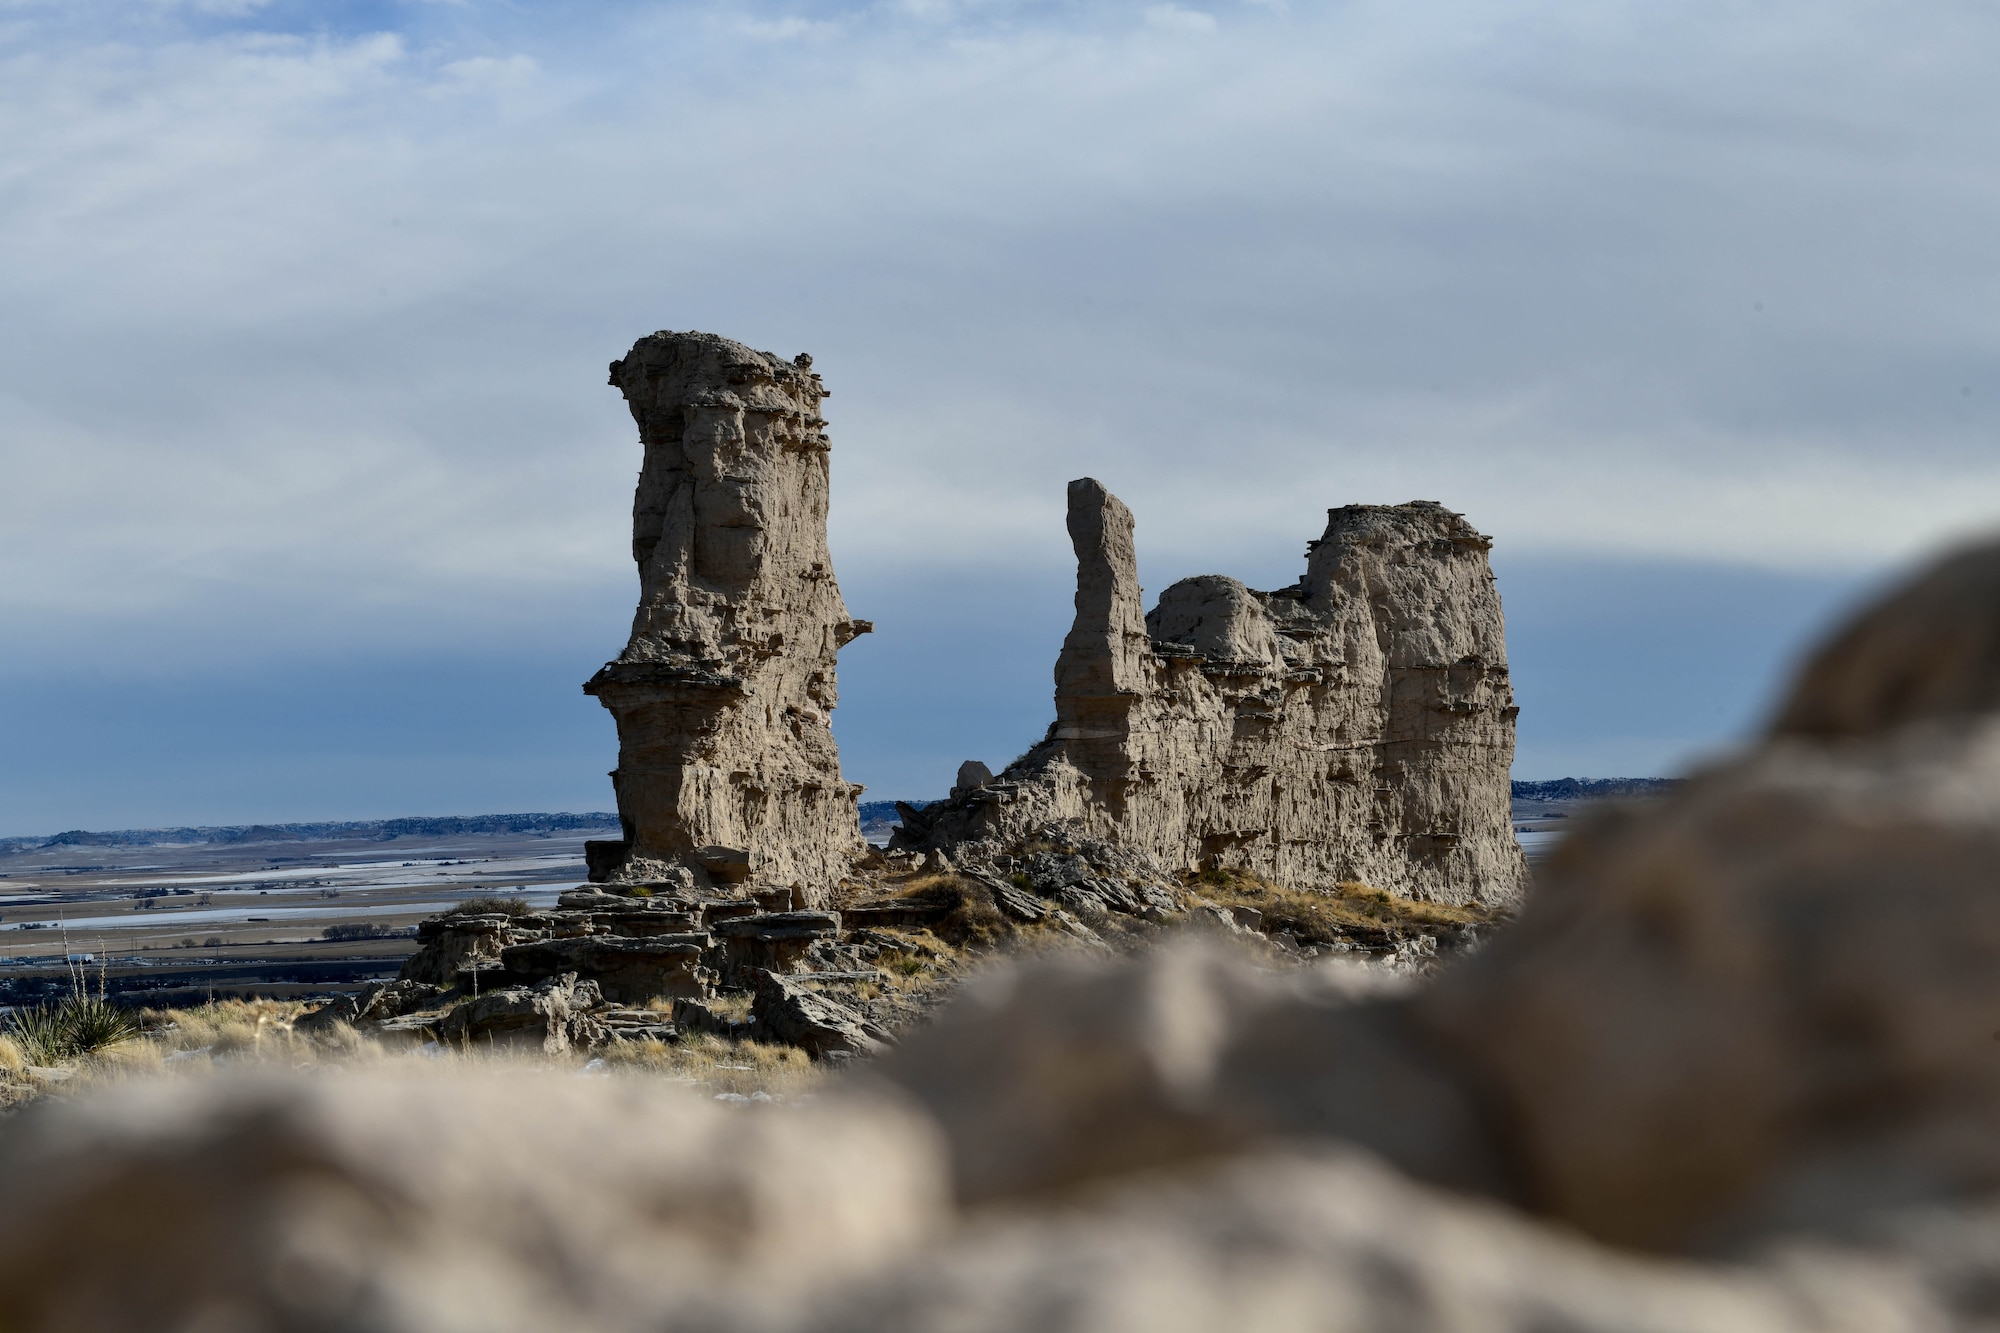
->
[898,479,1526,906]
[584,331,872,903]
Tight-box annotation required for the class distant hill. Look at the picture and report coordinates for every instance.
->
[0,812,621,855]
[8,790,1651,855]
[1512,778,1680,801]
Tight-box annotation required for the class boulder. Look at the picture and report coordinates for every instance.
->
[794,1148,1930,1333]
[437,973,606,1055]
[868,944,1498,1205]
[292,993,359,1039]
[673,997,751,1040]
[1772,540,2000,739]
[400,914,524,986]
[0,1067,946,1333]
[840,901,953,931]
[711,912,841,982]
[356,979,447,1022]
[986,880,1048,924]
[753,971,890,1060]
[501,936,712,1005]
[1417,711,2000,1250]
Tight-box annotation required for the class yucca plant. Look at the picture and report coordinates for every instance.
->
[4,993,140,1065]
[58,993,140,1054]
[6,938,141,1065]
[6,1003,76,1066]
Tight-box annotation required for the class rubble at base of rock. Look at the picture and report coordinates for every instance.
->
[326,822,1473,1068]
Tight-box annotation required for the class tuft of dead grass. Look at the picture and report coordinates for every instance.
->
[449,895,532,917]
[0,1033,26,1078]
[889,876,1011,949]
[1191,869,1499,947]
[597,1032,818,1098]
[141,998,315,1057]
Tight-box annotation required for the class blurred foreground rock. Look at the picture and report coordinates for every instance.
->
[16,536,2000,1330]
[0,1067,944,1333]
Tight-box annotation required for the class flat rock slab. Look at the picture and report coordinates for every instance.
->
[843,902,952,929]
[711,912,841,942]
[503,935,713,1005]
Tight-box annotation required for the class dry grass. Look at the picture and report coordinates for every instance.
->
[143,998,316,1055]
[641,990,755,1022]
[0,1034,26,1077]
[888,872,957,900]
[860,926,968,996]
[449,895,532,917]
[1190,869,1499,947]
[597,1032,818,1098]
[0,990,821,1111]
[884,876,1011,949]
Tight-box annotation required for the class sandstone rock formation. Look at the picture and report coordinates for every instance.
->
[393,891,851,1034]
[584,331,872,904]
[897,479,1525,906]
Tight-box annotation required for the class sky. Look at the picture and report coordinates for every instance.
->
[2,0,1996,834]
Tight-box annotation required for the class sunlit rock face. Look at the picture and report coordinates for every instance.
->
[584,330,871,904]
[897,480,1527,908]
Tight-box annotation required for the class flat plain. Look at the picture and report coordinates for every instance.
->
[0,823,616,1005]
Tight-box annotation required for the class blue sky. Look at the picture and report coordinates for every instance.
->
[2,0,1995,833]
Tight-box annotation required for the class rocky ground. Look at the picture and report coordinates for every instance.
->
[0,825,1494,1112]
[259,823,1504,1073]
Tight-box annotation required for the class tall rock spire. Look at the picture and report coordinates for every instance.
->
[1054,478,1153,727]
[583,331,870,903]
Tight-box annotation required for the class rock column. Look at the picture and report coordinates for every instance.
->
[584,331,870,903]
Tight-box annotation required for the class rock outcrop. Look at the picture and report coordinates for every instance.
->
[435,973,607,1055]
[898,479,1525,906]
[584,331,872,904]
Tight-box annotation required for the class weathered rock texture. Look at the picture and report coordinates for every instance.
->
[898,479,1525,906]
[0,1068,945,1333]
[585,331,871,903]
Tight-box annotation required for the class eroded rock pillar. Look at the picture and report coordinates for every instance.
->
[583,330,871,903]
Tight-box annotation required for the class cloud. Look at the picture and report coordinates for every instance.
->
[3,0,2000,683]
[431,52,538,95]
[740,15,842,41]
[1144,5,1217,33]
